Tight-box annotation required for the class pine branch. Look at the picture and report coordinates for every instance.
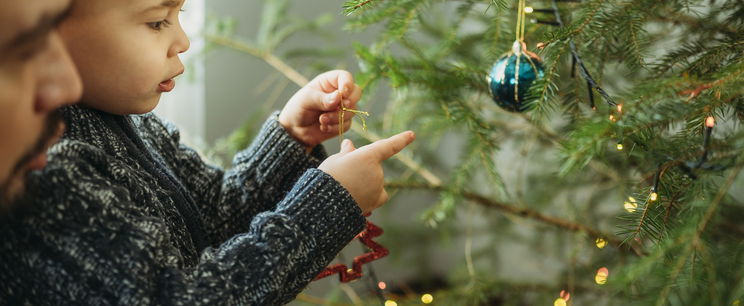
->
[655,157,744,305]
[550,0,617,106]
[385,181,644,256]
[342,0,382,15]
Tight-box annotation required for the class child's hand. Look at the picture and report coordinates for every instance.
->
[278,70,363,151]
[318,131,416,214]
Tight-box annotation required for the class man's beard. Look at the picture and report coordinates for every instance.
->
[0,110,64,212]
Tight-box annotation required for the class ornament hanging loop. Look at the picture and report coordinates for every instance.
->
[516,0,528,42]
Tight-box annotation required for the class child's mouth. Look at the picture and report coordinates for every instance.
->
[159,79,176,92]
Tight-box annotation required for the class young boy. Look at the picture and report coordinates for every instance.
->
[0,0,415,305]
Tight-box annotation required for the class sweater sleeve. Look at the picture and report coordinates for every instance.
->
[0,155,366,306]
[136,111,329,243]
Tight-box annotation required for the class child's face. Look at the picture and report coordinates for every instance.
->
[59,0,188,115]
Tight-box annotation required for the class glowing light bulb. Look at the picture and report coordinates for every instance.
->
[378,281,386,290]
[650,192,658,201]
[384,300,397,306]
[609,114,616,122]
[595,238,607,249]
[706,116,715,128]
[595,267,609,285]
[616,143,624,151]
[617,104,623,114]
[421,293,434,304]
[524,6,534,13]
[624,197,638,212]
[554,298,567,306]
[554,290,570,306]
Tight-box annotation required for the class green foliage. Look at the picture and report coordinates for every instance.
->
[211,0,744,304]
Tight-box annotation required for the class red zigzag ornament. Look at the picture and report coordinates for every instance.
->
[314,221,389,283]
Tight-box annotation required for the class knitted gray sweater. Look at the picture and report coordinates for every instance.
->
[0,106,366,305]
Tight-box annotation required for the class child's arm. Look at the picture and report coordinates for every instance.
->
[141,113,331,243]
[139,70,362,244]
[0,147,363,305]
[1,133,413,305]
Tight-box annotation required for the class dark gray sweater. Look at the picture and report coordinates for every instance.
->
[0,106,366,305]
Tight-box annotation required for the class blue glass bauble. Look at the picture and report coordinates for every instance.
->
[487,41,545,112]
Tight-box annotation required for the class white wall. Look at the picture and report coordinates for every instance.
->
[154,0,206,144]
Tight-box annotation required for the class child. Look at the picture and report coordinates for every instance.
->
[0,0,415,305]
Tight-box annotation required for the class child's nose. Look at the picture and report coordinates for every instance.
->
[170,24,190,56]
[34,31,82,113]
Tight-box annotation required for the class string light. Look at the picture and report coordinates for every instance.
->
[384,300,398,306]
[554,298,567,306]
[595,267,609,285]
[524,6,534,13]
[624,196,638,212]
[616,143,624,151]
[595,238,607,249]
[377,281,387,290]
[650,192,658,202]
[616,104,623,114]
[691,115,716,170]
[421,293,434,304]
[554,290,570,306]
[609,114,616,122]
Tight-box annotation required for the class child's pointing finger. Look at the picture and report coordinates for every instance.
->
[359,131,416,162]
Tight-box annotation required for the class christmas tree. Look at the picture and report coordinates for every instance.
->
[205,0,744,305]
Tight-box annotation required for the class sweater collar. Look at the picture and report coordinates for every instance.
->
[59,105,135,158]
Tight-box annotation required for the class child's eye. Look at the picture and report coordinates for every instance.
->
[147,19,171,31]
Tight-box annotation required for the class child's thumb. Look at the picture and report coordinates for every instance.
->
[340,139,356,154]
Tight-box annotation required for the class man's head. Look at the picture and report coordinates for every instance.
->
[59,0,188,115]
[0,0,83,210]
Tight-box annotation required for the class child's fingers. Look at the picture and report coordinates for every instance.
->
[359,131,416,162]
[347,84,362,103]
[340,139,356,153]
[319,109,356,125]
[321,119,353,134]
[334,70,355,97]
[308,90,343,111]
[314,70,355,94]
[376,190,389,208]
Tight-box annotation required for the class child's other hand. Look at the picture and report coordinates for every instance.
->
[318,131,416,214]
[278,70,362,151]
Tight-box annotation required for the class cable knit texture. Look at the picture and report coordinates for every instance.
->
[0,105,366,305]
